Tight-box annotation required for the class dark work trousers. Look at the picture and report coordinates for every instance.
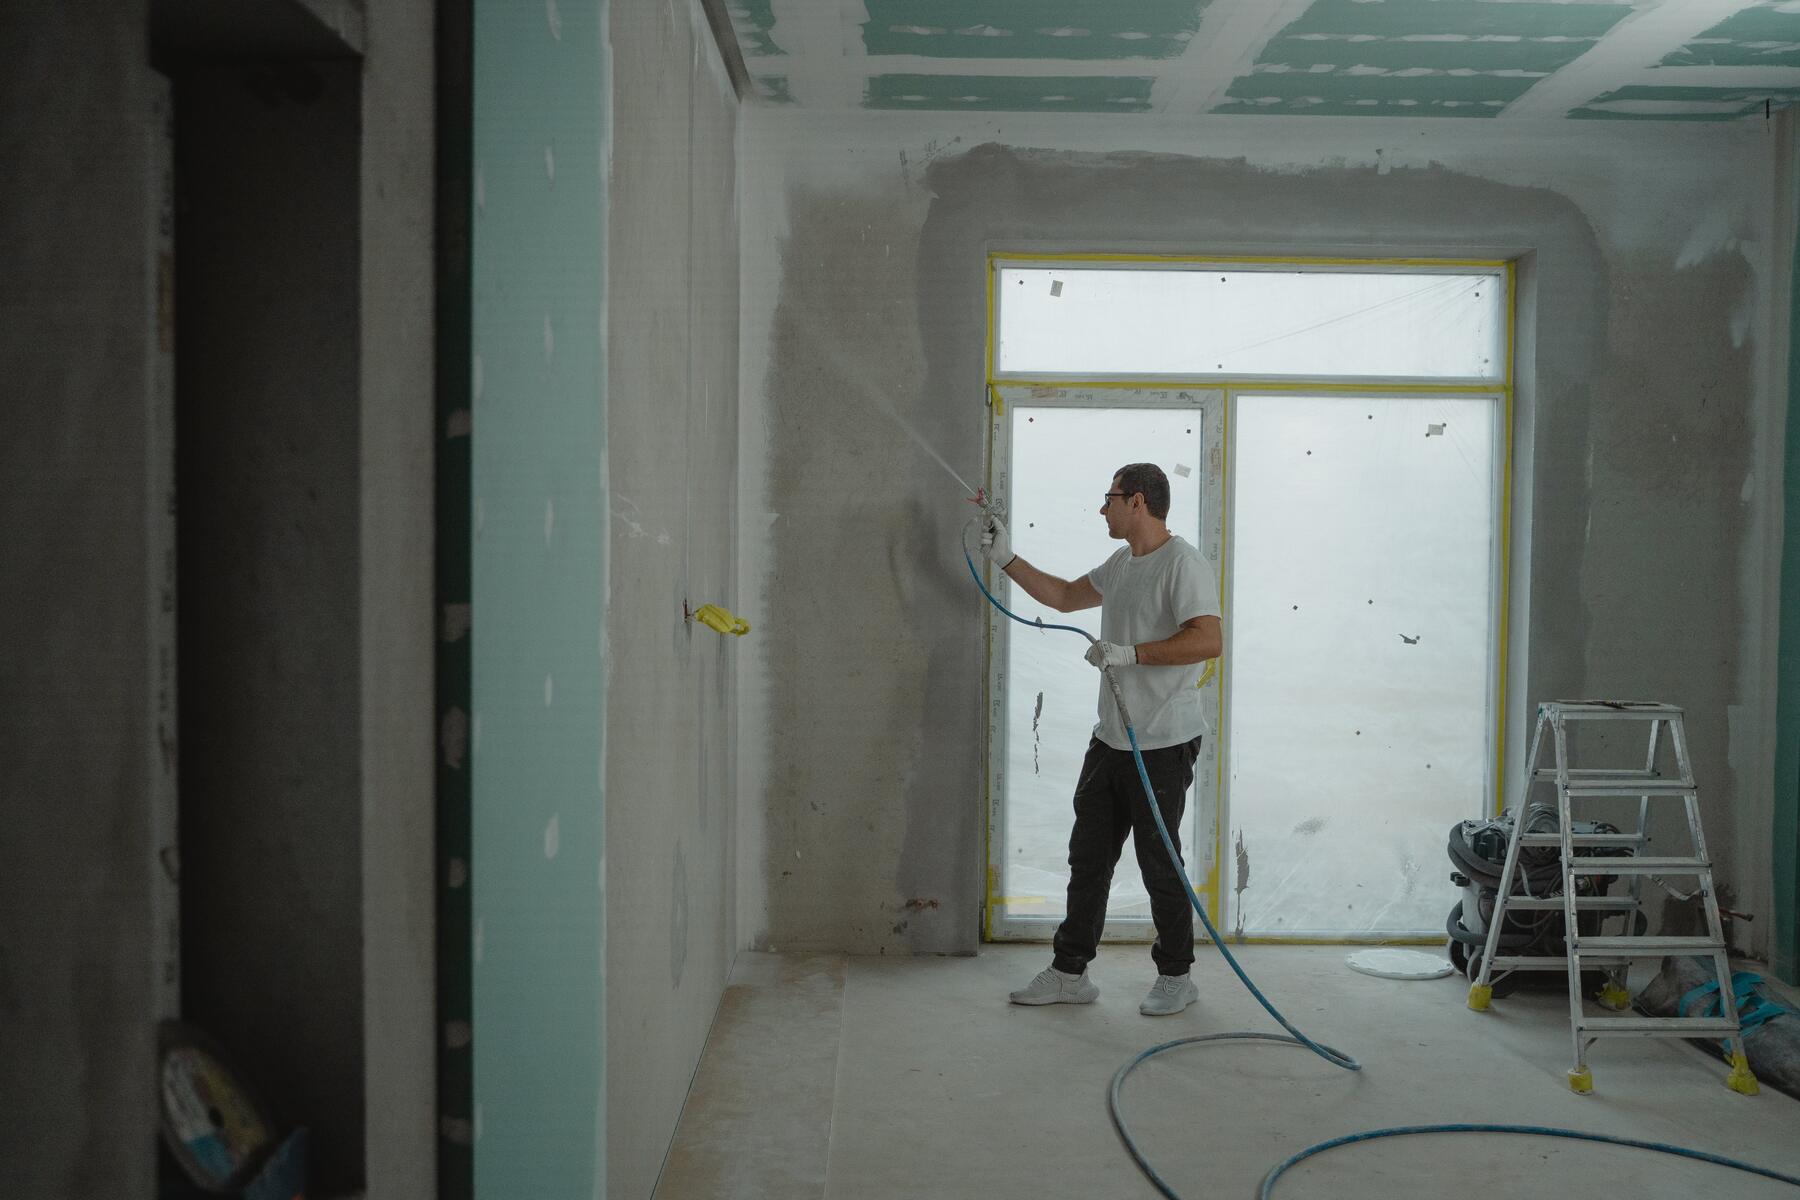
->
[1051,734,1203,978]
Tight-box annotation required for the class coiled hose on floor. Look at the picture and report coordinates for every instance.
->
[960,517,1800,1198]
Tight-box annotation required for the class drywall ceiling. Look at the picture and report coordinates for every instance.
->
[718,0,1800,118]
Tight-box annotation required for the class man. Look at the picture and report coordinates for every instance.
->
[982,463,1222,1016]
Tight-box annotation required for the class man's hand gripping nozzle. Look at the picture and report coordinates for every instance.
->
[969,489,1019,573]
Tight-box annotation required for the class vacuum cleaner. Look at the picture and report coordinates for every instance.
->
[1443,804,1638,996]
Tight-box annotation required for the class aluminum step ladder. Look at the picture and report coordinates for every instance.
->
[1465,700,1759,1096]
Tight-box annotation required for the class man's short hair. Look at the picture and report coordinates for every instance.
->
[1114,463,1171,520]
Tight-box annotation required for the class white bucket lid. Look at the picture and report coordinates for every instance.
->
[1345,948,1455,980]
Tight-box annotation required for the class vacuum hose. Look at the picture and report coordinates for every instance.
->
[960,515,1800,1198]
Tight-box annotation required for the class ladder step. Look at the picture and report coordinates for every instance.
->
[1555,768,1663,777]
[1539,780,1695,796]
[1532,768,1677,782]
[1489,956,1581,971]
[1568,856,1708,875]
[1542,700,1683,716]
[1574,936,1723,955]
[1502,896,1639,911]
[1578,1016,1740,1037]
[1519,832,1643,848]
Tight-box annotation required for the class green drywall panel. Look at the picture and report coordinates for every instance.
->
[1569,84,1800,120]
[1254,36,1594,75]
[755,74,795,103]
[1275,0,1629,40]
[1219,0,1628,117]
[731,0,784,56]
[865,72,1154,111]
[471,0,608,1195]
[1218,68,1533,115]
[1778,184,1800,986]
[861,0,1209,59]
[1664,4,1800,69]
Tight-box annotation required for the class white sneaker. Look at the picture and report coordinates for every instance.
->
[1009,965,1099,1006]
[1139,974,1198,1016]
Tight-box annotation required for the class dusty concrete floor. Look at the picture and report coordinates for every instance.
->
[653,945,1800,1199]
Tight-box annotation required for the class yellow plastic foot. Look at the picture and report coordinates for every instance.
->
[1467,983,1493,1012]
[1568,1067,1594,1095]
[1726,1052,1760,1096]
[1597,982,1630,1011]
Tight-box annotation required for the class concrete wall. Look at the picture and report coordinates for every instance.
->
[0,3,160,1195]
[1776,109,1800,987]
[606,1,741,1196]
[0,4,439,1197]
[737,112,1791,961]
[357,0,439,1192]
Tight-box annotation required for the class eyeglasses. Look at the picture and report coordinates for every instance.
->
[1102,492,1131,508]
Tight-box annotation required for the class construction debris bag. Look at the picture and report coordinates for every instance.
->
[1634,956,1800,1102]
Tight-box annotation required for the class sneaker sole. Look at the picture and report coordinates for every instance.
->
[1139,989,1198,1016]
[1010,988,1099,1006]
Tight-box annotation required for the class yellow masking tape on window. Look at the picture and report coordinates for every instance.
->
[693,604,751,636]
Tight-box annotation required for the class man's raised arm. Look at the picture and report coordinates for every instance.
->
[981,514,1101,613]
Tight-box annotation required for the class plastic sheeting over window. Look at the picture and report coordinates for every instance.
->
[995,266,1503,381]
[999,404,1207,923]
[1227,395,1498,937]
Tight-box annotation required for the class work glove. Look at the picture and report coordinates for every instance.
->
[980,513,1015,567]
[1084,641,1137,669]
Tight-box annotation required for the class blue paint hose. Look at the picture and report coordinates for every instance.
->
[958,515,1356,1072]
[960,516,1800,1198]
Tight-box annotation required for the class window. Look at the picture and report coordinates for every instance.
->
[985,257,1511,943]
[996,265,1502,381]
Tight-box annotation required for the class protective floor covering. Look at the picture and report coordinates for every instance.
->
[654,945,1800,1199]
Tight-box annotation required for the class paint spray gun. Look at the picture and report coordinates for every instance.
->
[963,486,1022,584]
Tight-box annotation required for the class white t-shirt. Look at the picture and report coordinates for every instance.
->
[1087,534,1222,751]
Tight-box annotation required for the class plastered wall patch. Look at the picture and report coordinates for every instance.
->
[441,707,469,769]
